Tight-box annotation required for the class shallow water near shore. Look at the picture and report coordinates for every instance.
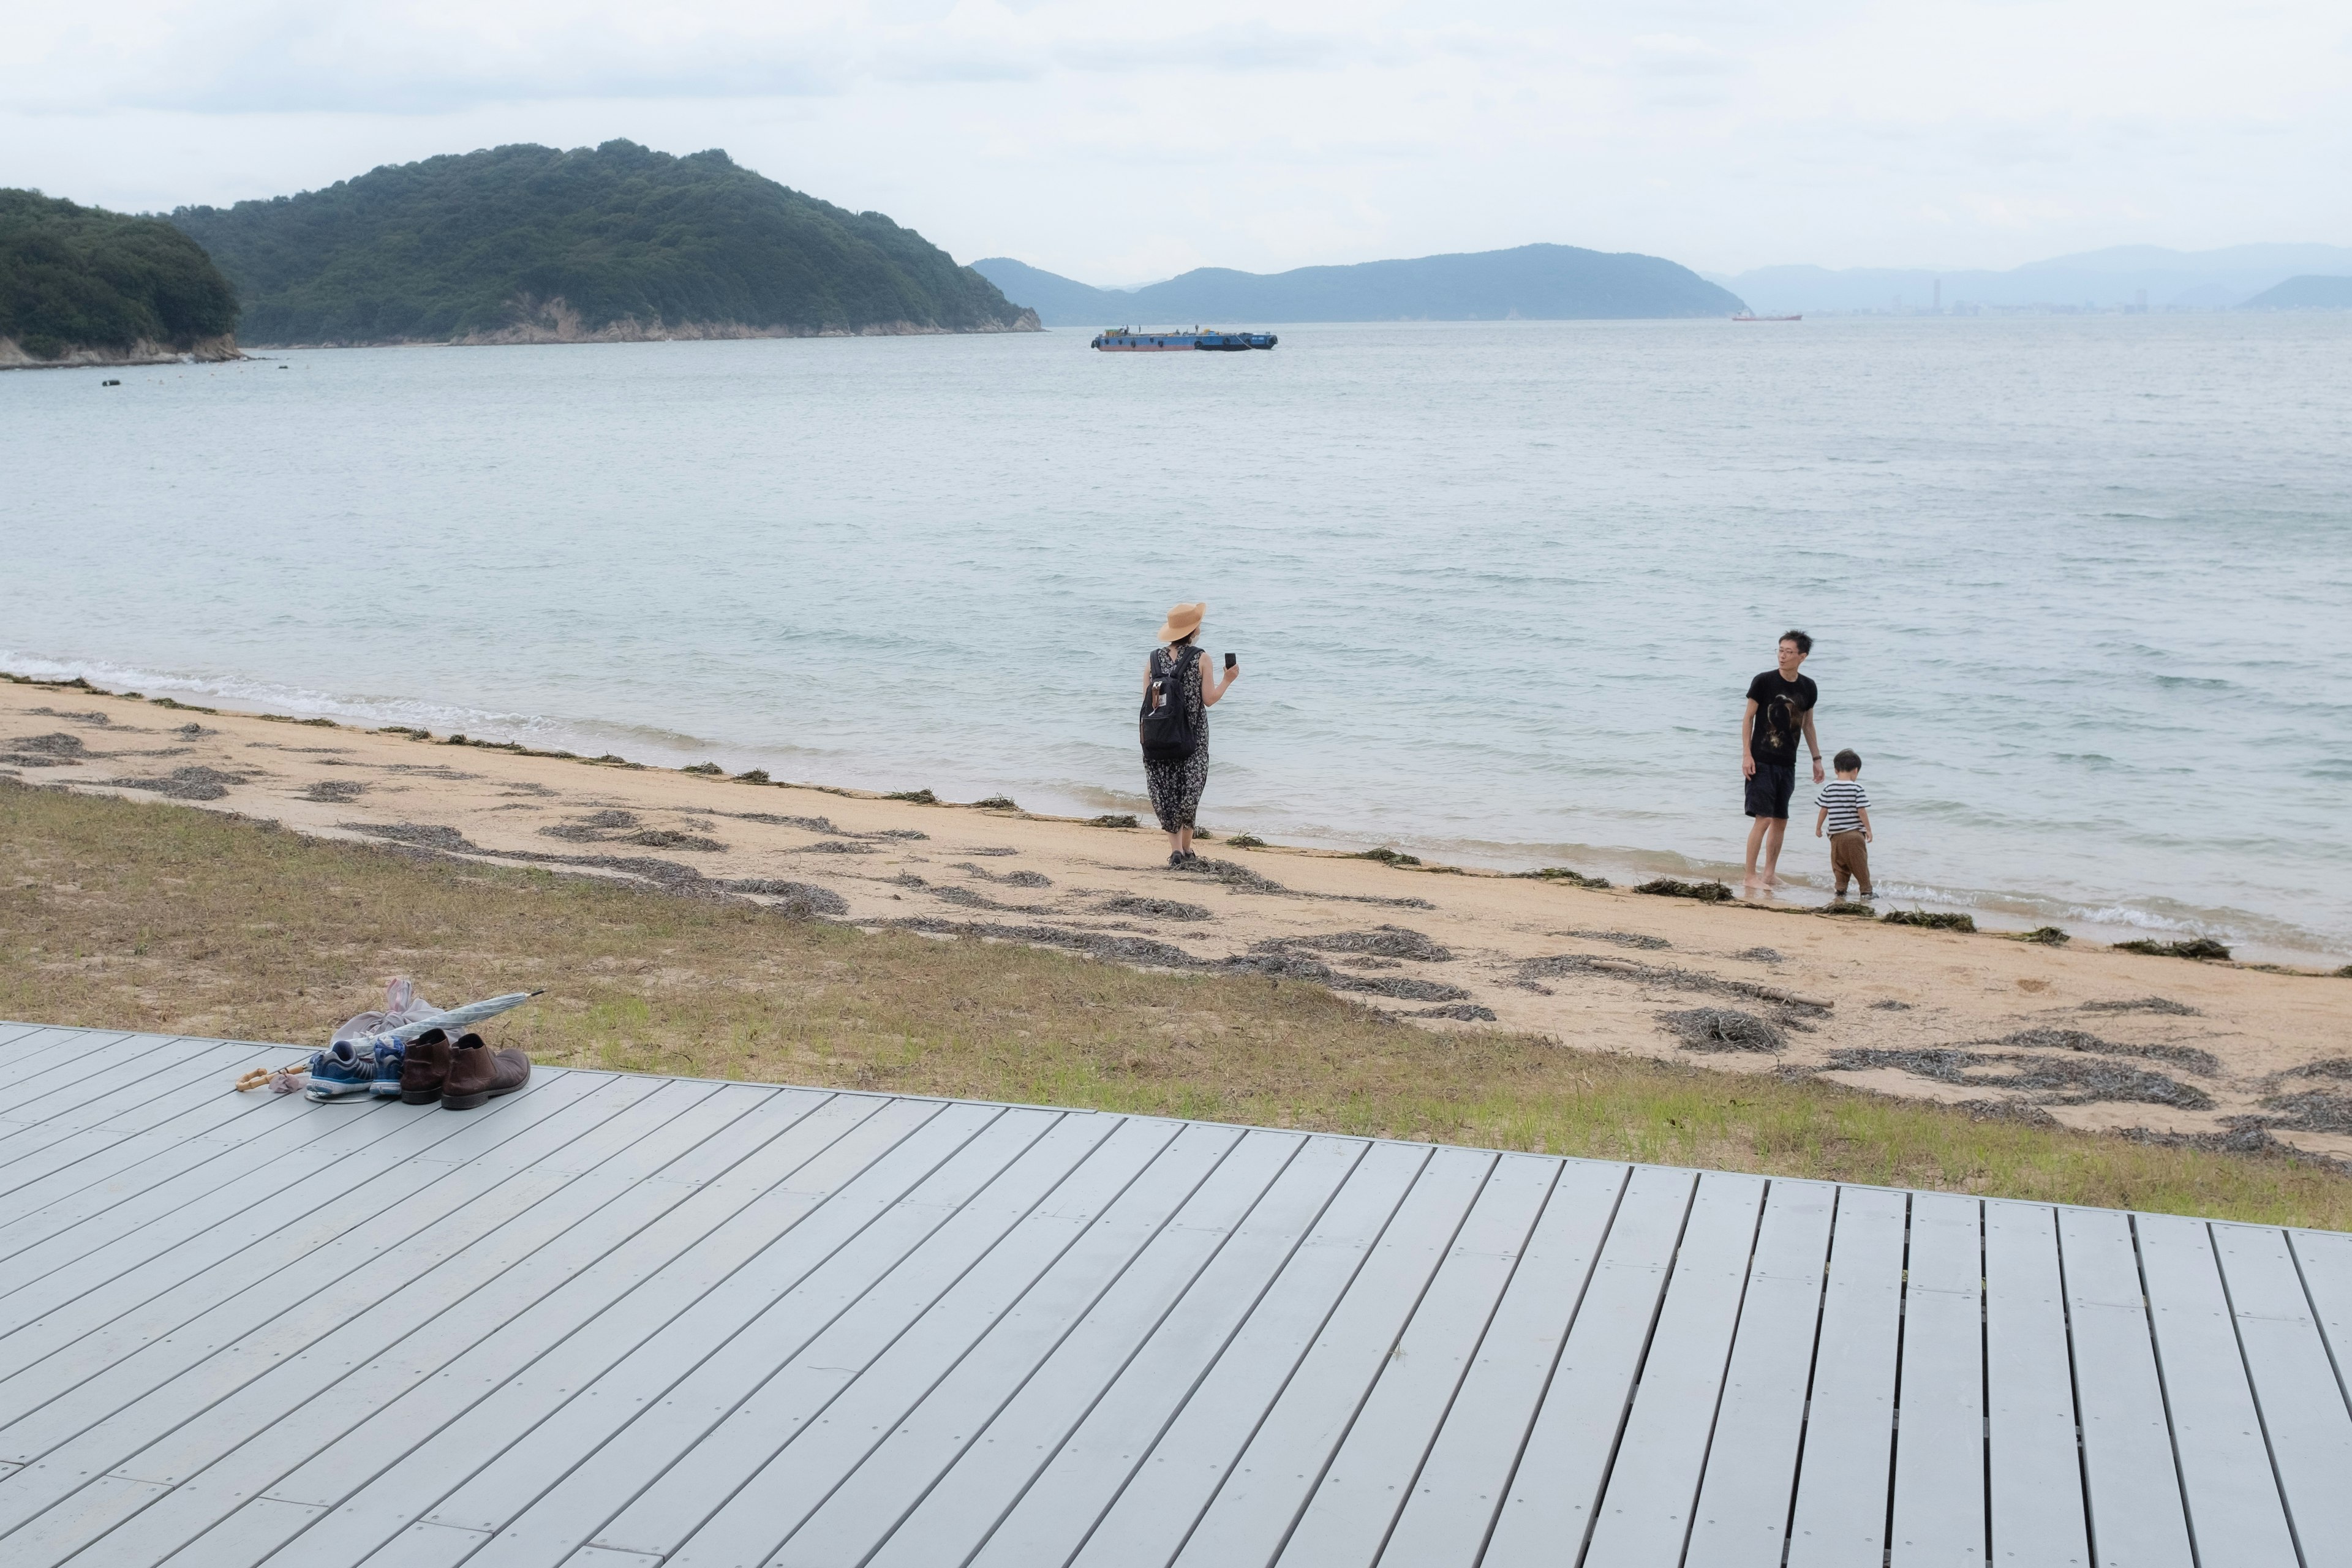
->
[4,315,2348,960]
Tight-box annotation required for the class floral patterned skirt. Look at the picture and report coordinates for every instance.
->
[1144,745,1209,832]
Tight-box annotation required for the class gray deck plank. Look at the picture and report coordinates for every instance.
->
[0,1024,2339,1568]
[0,1075,710,1561]
[1272,1153,1563,1568]
[2294,1227,2352,1405]
[430,1109,1115,1568]
[1983,1199,2091,1568]
[669,1120,1255,1568]
[1783,1185,1909,1568]
[1682,1179,1837,1568]
[72,1085,859,1568]
[801,1129,1312,1568]
[1477,1164,1699,1567]
[2136,1213,2297,1566]
[0,1038,259,1170]
[1371,1159,1629,1568]
[1581,1171,1768,1568]
[1161,1145,1496,1568]
[1061,1142,1431,1568]
[2059,1206,2195,1568]
[0,1074,594,1376]
[1890,1190,1986,1568]
[890,1136,1368,1568]
[2211,1223,2352,1566]
[579,1115,1189,1563]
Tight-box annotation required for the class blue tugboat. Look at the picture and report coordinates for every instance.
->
[1091,326,1277,352]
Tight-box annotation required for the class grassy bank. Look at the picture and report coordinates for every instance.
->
[4,779,2345,1229]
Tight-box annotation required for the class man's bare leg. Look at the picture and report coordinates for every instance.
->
[1758,818,1789,888]
[1744,816,1770,889]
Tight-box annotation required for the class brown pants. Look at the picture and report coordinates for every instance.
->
[1830,831,1872,897]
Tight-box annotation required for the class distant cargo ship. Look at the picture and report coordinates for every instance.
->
[1730,312,1802,322]
[1092,327,1278,352]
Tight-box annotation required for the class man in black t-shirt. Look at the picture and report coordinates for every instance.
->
[1740,630,1823,892]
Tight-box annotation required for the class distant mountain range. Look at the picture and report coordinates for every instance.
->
[2241,274,2352,310]
[1707,244,2352,315]
[172,141,1037,347]
[971,246,1746,328]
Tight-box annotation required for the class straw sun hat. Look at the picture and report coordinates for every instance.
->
[1156,601,1206,643]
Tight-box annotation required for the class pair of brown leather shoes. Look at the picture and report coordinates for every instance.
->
[399,1028,529,1110]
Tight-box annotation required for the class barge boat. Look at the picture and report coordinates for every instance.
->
[1092,326,1277,352]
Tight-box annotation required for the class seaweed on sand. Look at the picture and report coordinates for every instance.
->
[1820,902,1875,918]
[298,778,366,804]
[2112,937,2231,960]
[2018,926,2071,945]
[3,733,92,767]
[885,788,938,805]
[723,879,849,915]
[1096,895,1212,922]
[1517,952,1833,1016]
[104,766,247,801]
[1411,1003,1499,1022]
[1088,815,1139,829]
[2252,1091,2352,1136]
[1824,1047,2214,1109]
[1513,867,1612,888]
[2078,996,2199,1017]
[1992,1028,2222,1077]
[1659,1008,1786,1053]
[971,795,1019,810]
[1224,833,1265,848]
[681,762,724,775]
[954,862,1050,888]
[1173,856,1433,910]
[1881,910,1976,932]
[1258,925,1454,962]
[1354,846,1422,866]
[1634,878,1734,903]
[1566,930,1672,951]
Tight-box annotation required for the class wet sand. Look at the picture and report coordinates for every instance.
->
[6,674,2349,1161]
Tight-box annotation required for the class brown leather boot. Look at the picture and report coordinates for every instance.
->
[441,1032,530,1110]
[400,1029,452,1104]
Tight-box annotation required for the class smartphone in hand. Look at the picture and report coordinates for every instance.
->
[1224,652,1238,669]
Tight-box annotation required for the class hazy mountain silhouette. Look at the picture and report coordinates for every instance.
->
[973,244,1745,327]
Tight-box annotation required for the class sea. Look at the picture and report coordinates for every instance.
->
[4,315,2348,962]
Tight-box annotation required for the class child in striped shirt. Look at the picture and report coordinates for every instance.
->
[1814,749,1874,899]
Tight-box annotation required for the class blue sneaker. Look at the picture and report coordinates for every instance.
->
[304,1040,377,1101]
[370,1039,407,1098]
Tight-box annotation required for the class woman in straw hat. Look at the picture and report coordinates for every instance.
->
[1140,601,1238,865]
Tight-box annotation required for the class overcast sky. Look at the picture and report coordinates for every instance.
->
[7,0,2348,282]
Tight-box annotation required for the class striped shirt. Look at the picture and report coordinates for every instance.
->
[1817,779,1870,835]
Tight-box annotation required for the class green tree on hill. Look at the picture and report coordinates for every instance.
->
[1,190,239,360]
[171,140,1037,345]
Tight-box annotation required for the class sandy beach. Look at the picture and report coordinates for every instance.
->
[6,672,2348,1161]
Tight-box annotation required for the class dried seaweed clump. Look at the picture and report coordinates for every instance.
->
[1882,910,1977,932]
[1513,867,1612,889]
[884,788,938,805]
[1569,930,1672,951]
[1825,1046,2214,1109]
[723,879,849,916]
[1992,1028,2221,1077]
[2078,996,2199,1017]
[1634,878,1733,903]
[2018,926,2071,945]
[105,766,248,801]
[298,778,366,804]
[1224,832,1266,848]
[955,862,1050,888]
[1097,895,1211,922]
[681,762,724,775]
[1355,846,1422,866]
[1273,925,1454,962]
[1411,1003,1499,1022]
[1088,814,1139,829]
[2253,1091,2352,1136]
[1659,1008,1786,1053]
[2113,937,2231,960]
[1820,902,1876,918]
[971,795,1019,810]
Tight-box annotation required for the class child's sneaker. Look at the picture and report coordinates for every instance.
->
[370,1039,407,1098]
[304,1040,377,1101]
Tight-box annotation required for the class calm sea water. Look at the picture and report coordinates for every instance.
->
[4,317,2348,960]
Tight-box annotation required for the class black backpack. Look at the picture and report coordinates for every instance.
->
[1139,647,1199,762]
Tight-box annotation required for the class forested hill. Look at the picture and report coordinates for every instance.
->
[973,244,1746,326]
[1,190,239,365]
[172,141,1039,347]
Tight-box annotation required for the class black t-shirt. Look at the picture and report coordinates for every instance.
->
[1746,671,1818,765]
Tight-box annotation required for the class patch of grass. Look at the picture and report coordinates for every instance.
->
[1882,910,1978,932]
[2,780,2346,1229]
[2114,937,2233,961]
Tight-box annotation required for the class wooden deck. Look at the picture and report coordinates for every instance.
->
[1,1022,2346,1568]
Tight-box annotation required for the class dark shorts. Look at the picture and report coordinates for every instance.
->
[1744,760,1796,819]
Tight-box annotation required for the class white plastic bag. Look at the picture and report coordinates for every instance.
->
[331,976,442,1046]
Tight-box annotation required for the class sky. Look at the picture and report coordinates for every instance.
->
[6,0,2348,284]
